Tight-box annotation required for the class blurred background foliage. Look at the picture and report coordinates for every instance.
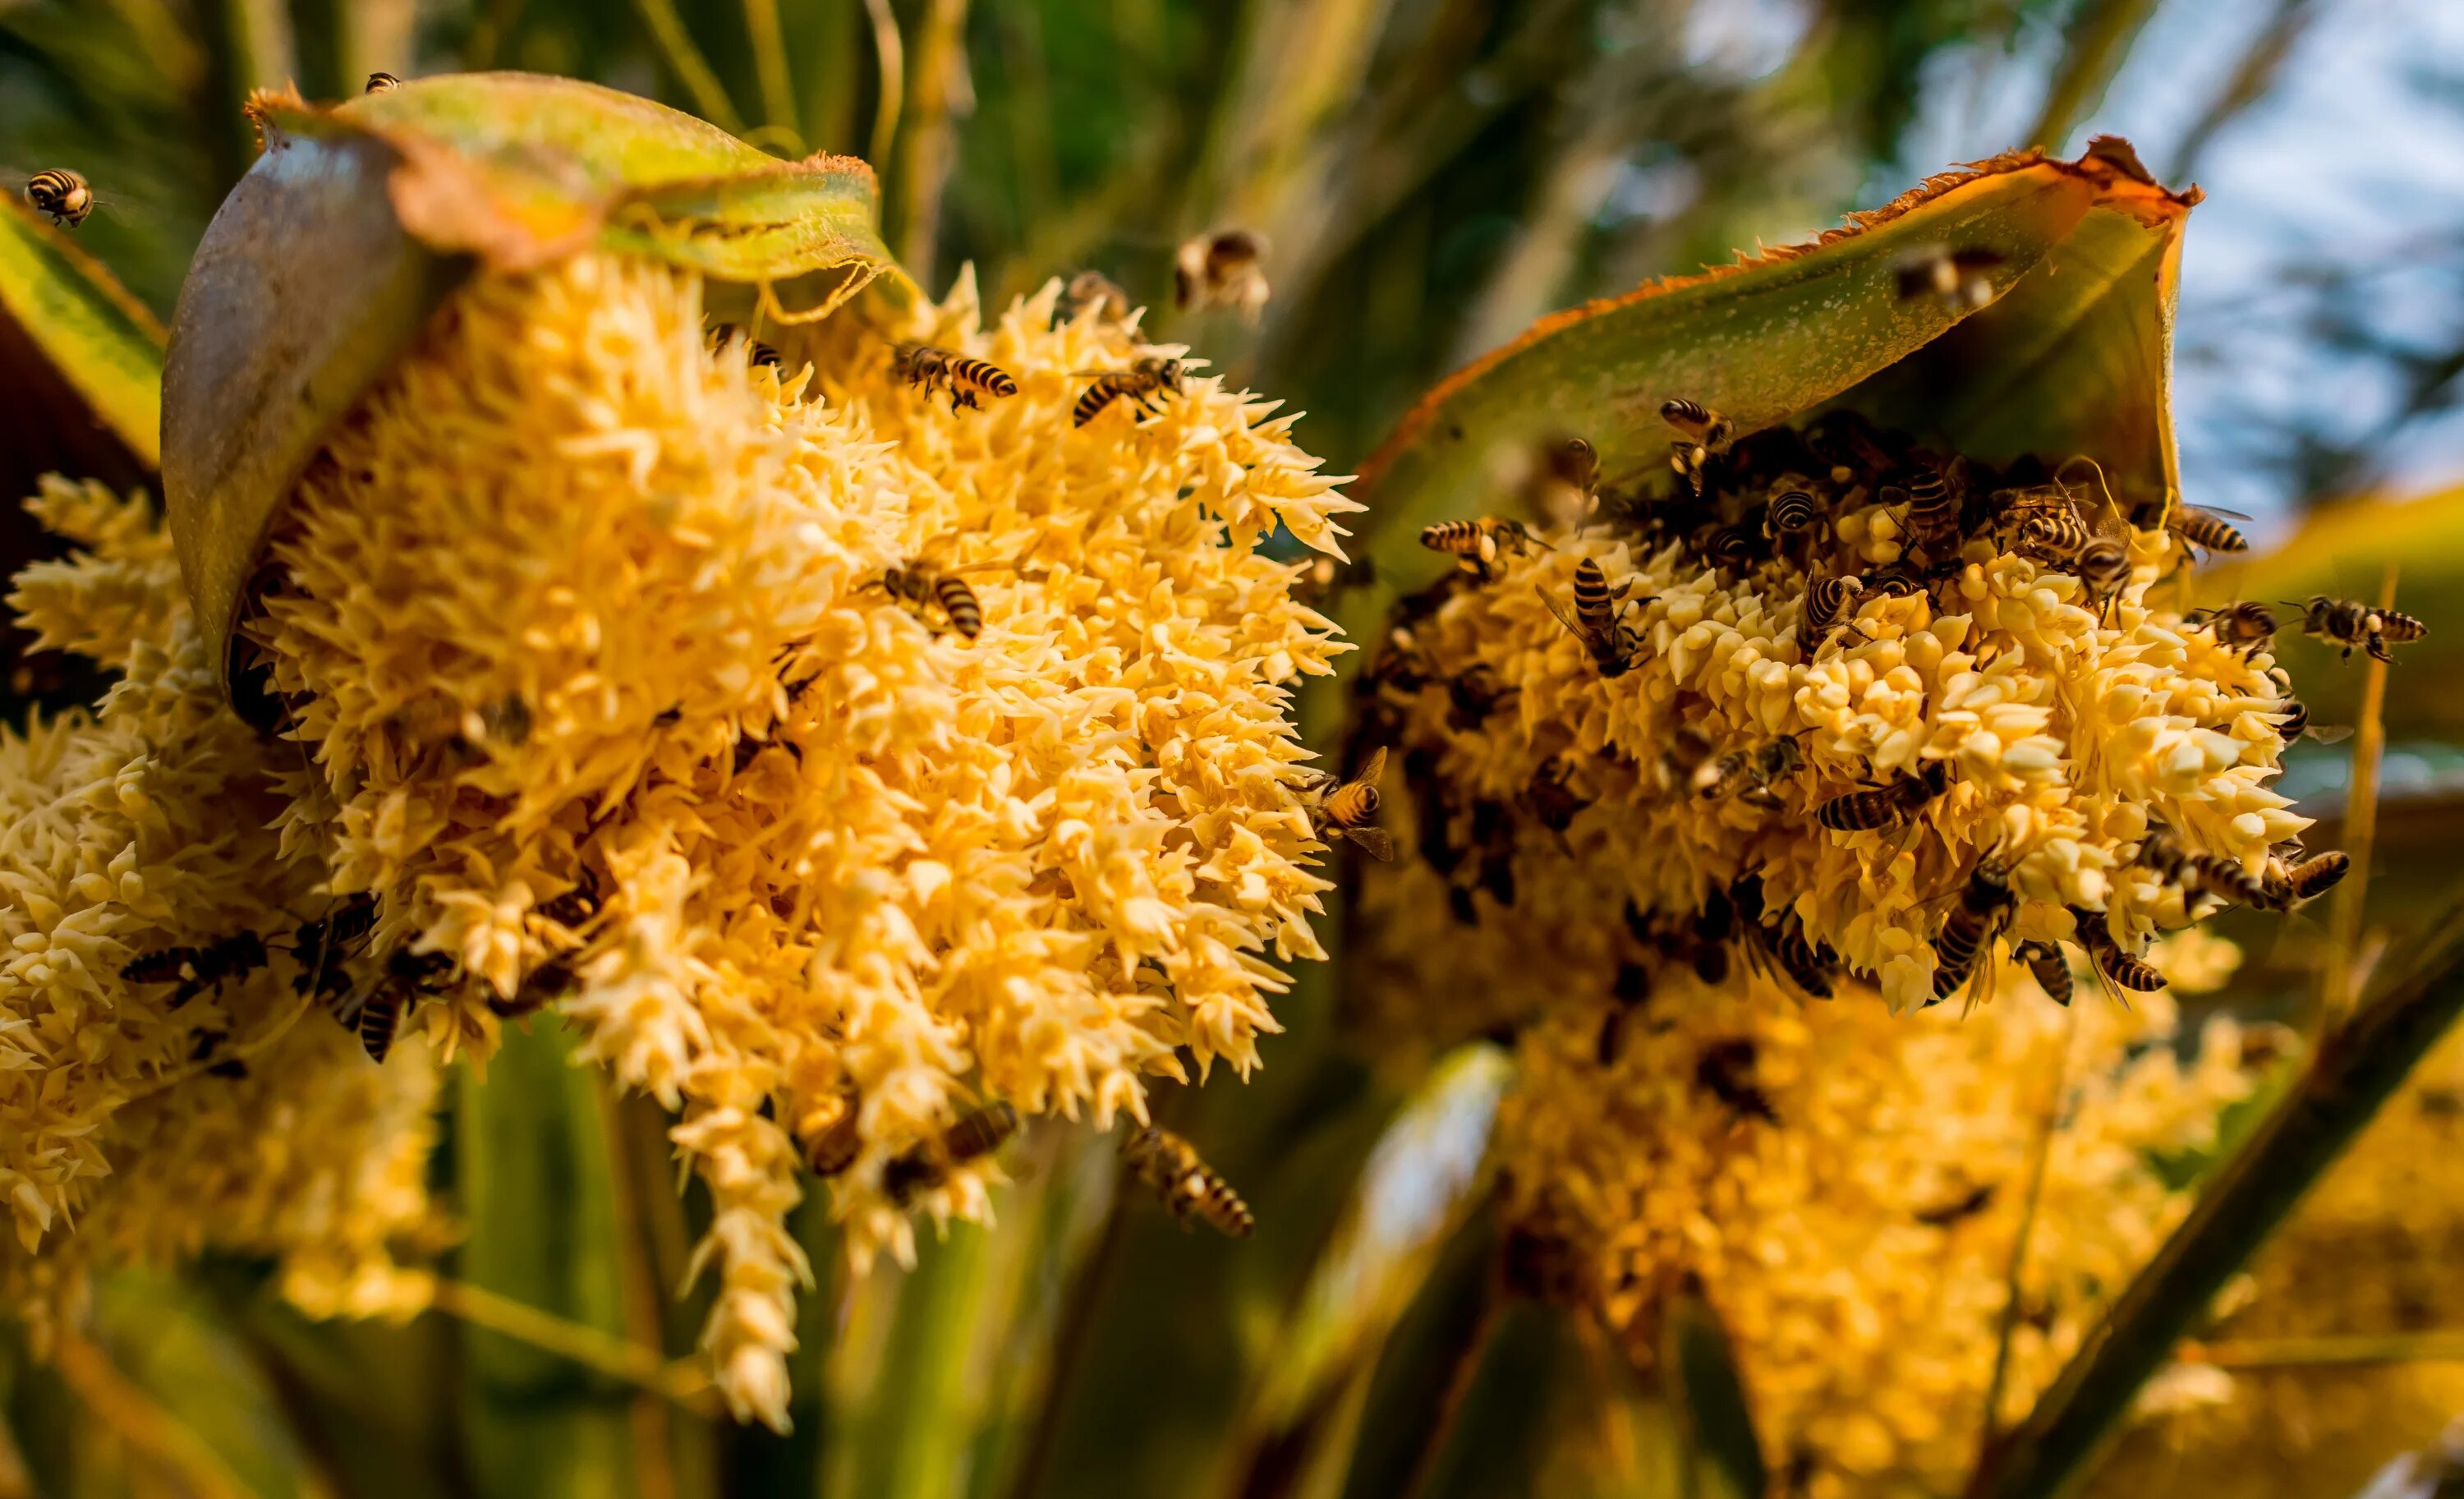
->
[7,1,2464,1496]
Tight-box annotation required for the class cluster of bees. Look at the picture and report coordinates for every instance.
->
[118,874,595,1073]
[800,1088,1253,1237]
[1360,366,2420,1052]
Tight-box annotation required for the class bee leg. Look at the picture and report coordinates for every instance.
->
[2369,634,2393,664]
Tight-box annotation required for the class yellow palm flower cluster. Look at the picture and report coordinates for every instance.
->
[1495,960,2273,1497]
[2095,1026,2464,1496]
[235,252,1354,1425]
[0,476,443,1344]
[1356,419,2318,1033]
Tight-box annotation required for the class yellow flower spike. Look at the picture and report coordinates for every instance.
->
[0,479,444,1340]
[1350,141,2310,1035]
[1494,968,2273,1497]
[136,176,1351,1428]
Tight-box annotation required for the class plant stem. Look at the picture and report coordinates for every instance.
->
[862,0,905,173]
[1395,1266,1503,1499]
[1969,892,2464,1499]
[2181,1331,2464,1368]
[740,0,800,143]
[1000,1170,1129,1499]
[1976,1003,2079,1459]
[595,1074,685,1499]
[52,1331,251,1499]
[427,1279,716,1410]
[2324,563,2401,1025]
[891,0,970,282]
[630,0,744,134]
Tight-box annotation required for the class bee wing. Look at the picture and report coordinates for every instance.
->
[1537,584,1587,641]
[1355,745,1388,787]
[1340,826,1396,862]
[2303,724,2356,745]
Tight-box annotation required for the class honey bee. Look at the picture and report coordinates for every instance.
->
[121,931,271,1009]
[2015,939,2074,1008]
[944,1101,1021,1162]
[2167,506,2250,559]
[1542,436,1600,519]
[799,1083,864,1176]
[25,168,92,228]
[1803,573,1863,645]
[1064,270,1131,324]
[292,892,379,990]
[1419,517,1550,578]
[1540,558,1648,676]
[1700,735,1802,808]
[1304,746,1395,862]
[2002,485,2090,562]
[365,71,402,93]
[2260,847,2350,910]
[488,954,577,1020]
[1815,760,1950,833]
[1896,246,2005,310]
[1524,758,1585,834]
[2072,912,2164,1002]
[2185,602,2277,656]
[1173,228,1271,322]
[1661,398,1735,496]
[1073,356,1184,425]
[2137,827,2267,909]
[354,949,454,1064]
[1657,722,1713,794]
[1745,916,1837,1000]
[1763,486,1823,541]
[1694,1037,1777,1124]
[1894,458,1964,553]
[1862,562,1925,598]
[536,867,602,930]
[1914,1184,1998,1228]
[2292,595,2428,664]
[1121,1125,1255,1237]
[1697,523,1763,574]
[891,343,1019,412]
[1930,854,2015,1005]
[1445,666,1519,731]
[868,554,1025,640]
[2072,537,2133,613]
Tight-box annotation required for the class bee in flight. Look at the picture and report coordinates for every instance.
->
[1073,356,1184,425]
[1419,516,1550,579]
[2262,664,2351,747]
[1538,557,1648,678]
[25,168,93,228]
[1121,1125,1255,1237]
[892,343,1019,412]
[1303,746,1395,862]
[1064,269,1131,324]
[365,71,402,93]
[1929,853,2015,1006]
[1896,245,2005,310]
[121,931,271,1009]
[2291,595,2428,664]
[1815,760,1950,833]
[1174,228,1271,323]
[1660,398,1735,498]
[867,552,1030,640]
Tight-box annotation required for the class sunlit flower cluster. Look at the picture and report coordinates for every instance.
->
[1356,471,2309,1036]
[0,477,442,1343]
[2094,1025,2464,1497]
[239,252,1355,1425]
[1494,959,2273,1497]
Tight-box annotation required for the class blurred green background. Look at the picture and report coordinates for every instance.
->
[7,2,2464,1497]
